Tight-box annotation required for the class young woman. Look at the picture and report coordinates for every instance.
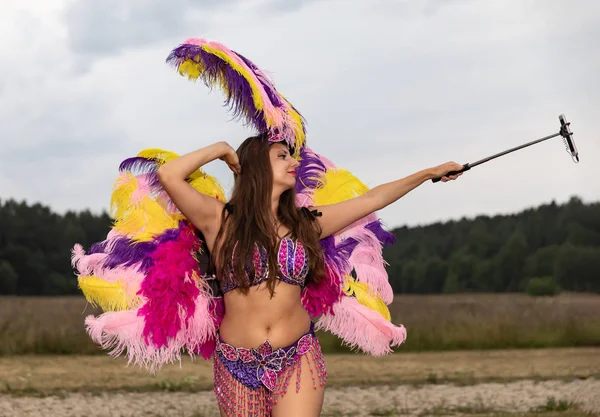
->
[72,38,463,417]
[156,134,463,417]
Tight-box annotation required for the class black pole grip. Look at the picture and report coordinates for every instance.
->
[431,163,471,183]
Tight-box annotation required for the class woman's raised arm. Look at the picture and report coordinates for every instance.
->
[157,142,240,250]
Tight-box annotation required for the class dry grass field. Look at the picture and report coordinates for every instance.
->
[2,293,600,355]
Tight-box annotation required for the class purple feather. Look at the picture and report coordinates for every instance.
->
[88,225,184,271]
[295,147,327,195]
[88,240,108,255]
[91,237,157,270]
[365,220,396,247]
[320,236,350,275]
[334,221,395,259]
[235,51,283,108]
[118,157,159,174]
[155,224,185,244]
[118,157,162,191]
[336,237,361,259]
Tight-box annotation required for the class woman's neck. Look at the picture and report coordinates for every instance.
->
[271,192,282,218]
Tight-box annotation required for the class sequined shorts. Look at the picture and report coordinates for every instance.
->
[213,321,327,416]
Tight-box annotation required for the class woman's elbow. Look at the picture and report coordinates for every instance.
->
[365,189,385,212]
[157,165,174,184]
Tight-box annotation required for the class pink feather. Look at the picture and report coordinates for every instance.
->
[83,223,220,371]
[295,193,313,208]
[130,173,155,205]
[315,297,407,356]
[183,294,219,353]
[331,220,394,302]
[301,263,343,318]
[85,293,218,373]
[335,213,379,239]
[319,155,337,169]
[137,225,201,349]
[349,245,393,304]
[85,309,160,370]
[71,244,107,276]
[85,309,183,373]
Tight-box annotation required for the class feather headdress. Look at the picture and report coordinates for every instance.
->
[166,38,306,154]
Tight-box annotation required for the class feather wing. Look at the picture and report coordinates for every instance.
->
[72,148,226,371]
[298,146,406,355]
[316,297,406,356]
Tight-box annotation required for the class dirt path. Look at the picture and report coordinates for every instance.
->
[2,349,599,416]
[1,378,599,417]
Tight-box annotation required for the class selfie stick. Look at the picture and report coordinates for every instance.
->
[432,114,579,183]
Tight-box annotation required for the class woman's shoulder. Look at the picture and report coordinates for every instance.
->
[224,203,320,218]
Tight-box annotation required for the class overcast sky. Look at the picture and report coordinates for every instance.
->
[1,0,598,229]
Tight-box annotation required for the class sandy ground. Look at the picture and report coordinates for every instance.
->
[1,379,599,417]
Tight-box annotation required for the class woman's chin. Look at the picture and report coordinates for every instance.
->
[283,180,296,191]
[273,176,297,191]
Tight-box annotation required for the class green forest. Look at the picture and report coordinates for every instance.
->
[0,196,599,296]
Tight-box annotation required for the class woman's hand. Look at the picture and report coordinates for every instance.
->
[430,161,464,182]
[217,142,241,175]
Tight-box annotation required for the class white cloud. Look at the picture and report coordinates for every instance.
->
[0,0,598,228]
[62,0,334,65]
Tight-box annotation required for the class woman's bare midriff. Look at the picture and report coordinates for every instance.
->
[218,280,312,349]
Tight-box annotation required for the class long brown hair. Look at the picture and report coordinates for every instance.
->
[213,133,325,296]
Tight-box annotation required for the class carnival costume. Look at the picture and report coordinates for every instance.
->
[71,38,407,416]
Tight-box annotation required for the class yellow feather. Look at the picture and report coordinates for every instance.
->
[287,107,306,151]
[78,276,131,311]
[188,175,226,202]
[188,168,211,182]
[313,169,370,206]
[113,195,180,242]
[108,147,229,242]
[109,173,180,242]
[343,276,391,321]
[140,147,226,199]
[136,148,180,164]
[110,173,138,221]
[179,60,201,79]
[111,148,229,241]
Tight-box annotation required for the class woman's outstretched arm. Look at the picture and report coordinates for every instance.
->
[313,161,464,239]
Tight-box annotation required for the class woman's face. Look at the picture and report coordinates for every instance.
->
[269,143,299,190]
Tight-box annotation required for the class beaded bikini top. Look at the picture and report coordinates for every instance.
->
[220,237,309,293]
[218,204,320,294]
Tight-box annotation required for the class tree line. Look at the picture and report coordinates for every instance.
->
[0,196,598,296]
[383,196,600,294]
